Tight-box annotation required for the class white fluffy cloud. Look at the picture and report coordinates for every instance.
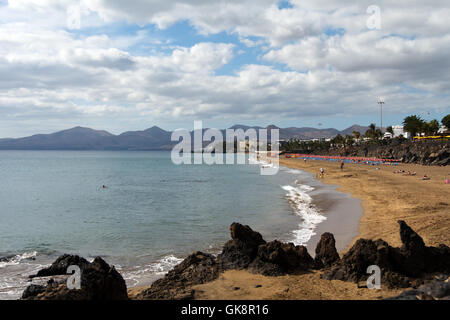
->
[0,0,449,136]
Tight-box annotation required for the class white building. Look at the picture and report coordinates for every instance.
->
[438,125,447,134]
[392,125,410,139]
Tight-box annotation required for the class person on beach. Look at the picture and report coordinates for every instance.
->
[320,167,324,178]
[340,161,344,171]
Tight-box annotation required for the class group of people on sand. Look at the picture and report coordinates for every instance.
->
[393,169,431,180]
[307,159,447,183]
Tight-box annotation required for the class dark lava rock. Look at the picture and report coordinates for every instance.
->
[397,220,427,274]
[321,238,406,287]
[314,232,340,268]
[385,289,421,300]
[22,256,128,300]
[322,221,450,288]
[396,220,450,276]
[386,276,450,300]
[417,279,450,298]
[136,252,219,300]
[248,240,314,276]
[218,223,266,270]
[30,254,90,278]
[21,284,46,299]
[307,139,450,166]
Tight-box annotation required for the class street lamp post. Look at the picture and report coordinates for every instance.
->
[377,98,385,132]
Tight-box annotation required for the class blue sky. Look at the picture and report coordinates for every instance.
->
[0,0,449,137]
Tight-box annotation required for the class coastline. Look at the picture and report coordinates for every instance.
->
[279,158,450,249]
[186,158,449,300]
[5,156,449,300]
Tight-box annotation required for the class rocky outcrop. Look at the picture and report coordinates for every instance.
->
[136,252,219,300]
[314,232,340,268]
[137,223,317,299]
[322,220,450,288]
[303,139,450,166]
[22,256,128,300]
[248,240,314,276]
[386,275,450,300]
[21,284,46,299]
[134,221,450,299]
[29,254,90,278]
[218,223,266,269]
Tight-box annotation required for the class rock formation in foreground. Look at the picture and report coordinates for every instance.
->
[322,220,450,288]
[386,275,450,300]
[22,220,449,300]
[136,220,449,300]
[22,256,128,300]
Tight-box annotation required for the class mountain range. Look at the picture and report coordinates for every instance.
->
[0,124,369,150]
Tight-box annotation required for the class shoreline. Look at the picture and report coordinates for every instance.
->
[187,159,449,300]
[279,158,450,249]
[281,165,363,254]
[5,158,449,300]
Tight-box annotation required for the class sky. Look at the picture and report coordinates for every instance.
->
[0,0,449,137]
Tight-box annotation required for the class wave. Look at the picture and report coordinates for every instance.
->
[0,251,47,300]
[118,255,183,288]
[0,251,37,268]
[281,185,326,246]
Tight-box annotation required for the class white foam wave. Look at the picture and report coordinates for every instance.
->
[281,185,326,246]
[0,251,37,268]
[119,255,183,287]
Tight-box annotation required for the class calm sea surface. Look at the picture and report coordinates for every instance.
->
[0,151,361,299]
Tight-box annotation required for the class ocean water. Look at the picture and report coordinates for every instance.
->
[0,151,361,299]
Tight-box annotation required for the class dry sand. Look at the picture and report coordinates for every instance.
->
[190,158,449,300]
[192,270,403,300]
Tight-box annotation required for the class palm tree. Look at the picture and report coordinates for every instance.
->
[403,115,426,137]
[365,123,377,139]
[352,131,361,140]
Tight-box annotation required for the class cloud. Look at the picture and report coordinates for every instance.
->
[0,0,449,137]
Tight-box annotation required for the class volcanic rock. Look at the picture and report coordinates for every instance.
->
[30,254,90,278]
[314,232,340,268]
[386,275,450,300]
[217,223,266,269]
[322,221,450,288]
[135,251,219,300]
[22,256,128,300]
[248,240,314,276]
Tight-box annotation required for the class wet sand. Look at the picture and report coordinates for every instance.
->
[304,179,362,254]
[191,158,449,300]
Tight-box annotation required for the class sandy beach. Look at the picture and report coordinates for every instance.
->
[279,158,450,249]
[187,158,449,300]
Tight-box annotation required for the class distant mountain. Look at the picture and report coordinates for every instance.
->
[0,127,114,150]
[0,124,370,150]
[339,125,369,136]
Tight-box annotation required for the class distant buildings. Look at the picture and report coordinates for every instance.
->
[391,125,410,139]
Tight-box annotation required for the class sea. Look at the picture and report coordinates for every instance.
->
[0,151,362,299]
